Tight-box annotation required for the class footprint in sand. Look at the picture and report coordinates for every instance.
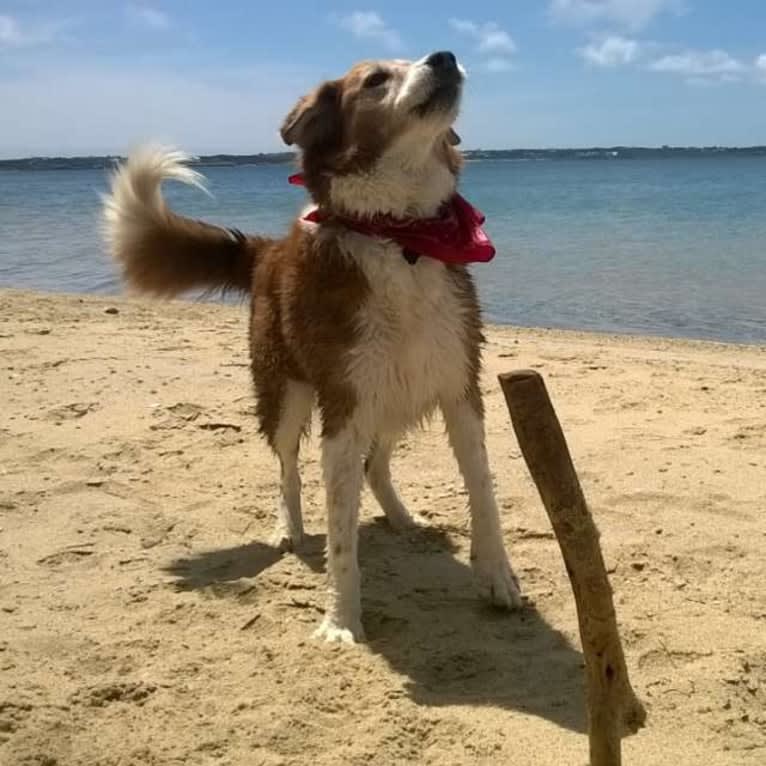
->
[70,681,157,708]
[45,402,98,421]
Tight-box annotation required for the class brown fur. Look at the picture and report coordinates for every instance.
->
[117,205,480,443]
[281,60,462,210]
[446,264,486,418]
[249,223,370,441]
[109,57,473,441]
[114,211,267,297]
[104,53,524,639]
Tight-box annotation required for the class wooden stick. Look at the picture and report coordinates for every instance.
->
[498,369,646,766]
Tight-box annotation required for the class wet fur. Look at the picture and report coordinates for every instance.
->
[103,53,522,644]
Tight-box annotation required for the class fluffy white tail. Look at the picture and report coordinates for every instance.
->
[103,146,265,296]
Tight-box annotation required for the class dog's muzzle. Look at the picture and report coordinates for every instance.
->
[414,50,463,116]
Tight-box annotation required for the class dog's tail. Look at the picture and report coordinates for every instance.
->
[103,146,270,297]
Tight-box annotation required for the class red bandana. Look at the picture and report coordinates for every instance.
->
[288,173,495,265]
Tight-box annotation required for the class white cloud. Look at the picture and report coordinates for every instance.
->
[578,39,758,85]
[337,11,402,51]
[478,28,516,55]
[550,0,682,31]
[449,18,516,74]
[485,57,514,72]
[650,49,744,79]
[126,5,170,30]
[579,35,640,67]
[449,18,516,55]
[0,14,61,47]
[448,19,477,36]
[0,15,21,46]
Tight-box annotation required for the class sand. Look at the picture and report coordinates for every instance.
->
[0,288,764,766]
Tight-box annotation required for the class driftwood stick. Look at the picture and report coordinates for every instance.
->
[498,369,646,766]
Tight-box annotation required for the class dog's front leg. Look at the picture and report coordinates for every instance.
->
[441,395,523,610]
[314,427,365,643]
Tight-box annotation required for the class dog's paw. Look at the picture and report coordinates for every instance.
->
[313,616,365,645]
[385,509,430,532]
[472,551,523,610]
[269,527,303,552]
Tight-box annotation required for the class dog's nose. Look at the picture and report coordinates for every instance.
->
[425,51,458,71]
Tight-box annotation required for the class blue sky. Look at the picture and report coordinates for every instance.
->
[1,1,765,157]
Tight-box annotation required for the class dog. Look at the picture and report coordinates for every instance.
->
[103,50,522,643]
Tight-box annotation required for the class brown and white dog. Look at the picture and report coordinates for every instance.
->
[103,51,522,643]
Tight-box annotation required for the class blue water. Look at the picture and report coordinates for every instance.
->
[1,157,764,343]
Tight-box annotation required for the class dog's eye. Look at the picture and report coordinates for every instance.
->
[363,71,390,89]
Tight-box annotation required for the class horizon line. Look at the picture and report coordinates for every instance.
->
[2,145,766,164]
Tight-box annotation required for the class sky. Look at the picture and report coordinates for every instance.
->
[1,1,765,157]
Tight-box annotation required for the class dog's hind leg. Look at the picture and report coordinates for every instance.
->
[270,380,314,551]
[440,393,523,610]
[365,436,421,530]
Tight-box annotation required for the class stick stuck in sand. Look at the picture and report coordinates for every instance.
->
[498,369,647,766]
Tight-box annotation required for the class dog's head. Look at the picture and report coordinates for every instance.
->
[281,52,465,218]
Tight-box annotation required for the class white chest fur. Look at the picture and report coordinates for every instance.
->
[328,138,456,220]
[338,231,471,441]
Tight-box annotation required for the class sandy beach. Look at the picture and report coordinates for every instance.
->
[1,288,764,765]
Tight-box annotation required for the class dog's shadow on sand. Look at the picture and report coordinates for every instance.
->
[164,520,586,734]
[163,534,326,588]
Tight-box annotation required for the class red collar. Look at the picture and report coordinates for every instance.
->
[288,173,495,265]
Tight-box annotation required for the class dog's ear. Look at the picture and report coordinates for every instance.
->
[447,128,461,146]
[280,81,343,148]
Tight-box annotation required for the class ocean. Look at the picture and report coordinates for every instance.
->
[1,156,764,343]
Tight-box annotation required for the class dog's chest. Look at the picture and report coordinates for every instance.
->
[343,234,470,434]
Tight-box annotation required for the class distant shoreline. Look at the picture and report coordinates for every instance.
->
[2,146,766,171]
